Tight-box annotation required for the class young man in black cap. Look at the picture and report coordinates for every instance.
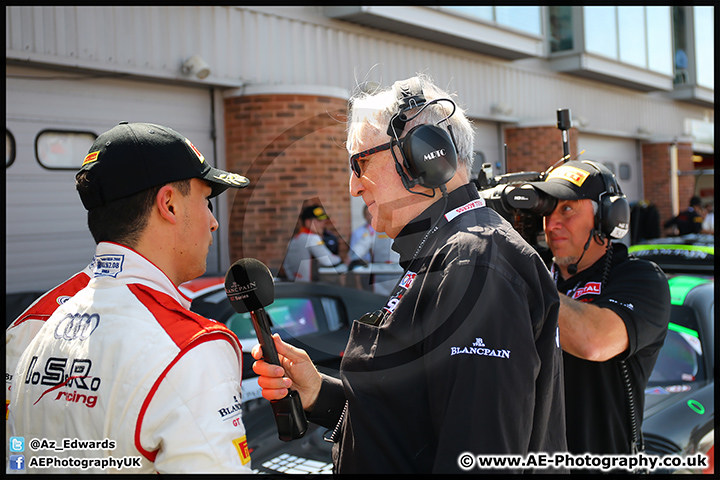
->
[10,122,253,473]
[530,160,670,466]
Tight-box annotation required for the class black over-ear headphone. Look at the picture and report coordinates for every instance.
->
[387,77,458,191]
[582,160,630,240]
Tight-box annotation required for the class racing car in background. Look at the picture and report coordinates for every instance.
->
[628,234,714,274]
[642,275,714,474]
[630,234,714,474]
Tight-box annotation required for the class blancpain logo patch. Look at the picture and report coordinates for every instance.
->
[450,337,511,359]
[225,281,257,304]
[218,395,243,420]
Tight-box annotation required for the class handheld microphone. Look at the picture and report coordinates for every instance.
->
[224,258,307,442]
[567,230,595,276]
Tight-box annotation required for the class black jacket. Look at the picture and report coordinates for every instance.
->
[308,184,566,473]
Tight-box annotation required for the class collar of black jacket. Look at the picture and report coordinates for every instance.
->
[392,183,480,269]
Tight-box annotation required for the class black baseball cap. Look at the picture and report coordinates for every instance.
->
[528,160,608,201]
[76,122,249,210]
[301,205,329,221]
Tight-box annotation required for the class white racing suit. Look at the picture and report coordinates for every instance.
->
[6,266,92,472]
[10,242,252,473]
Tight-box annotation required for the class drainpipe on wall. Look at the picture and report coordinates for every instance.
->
[669,142,679,217]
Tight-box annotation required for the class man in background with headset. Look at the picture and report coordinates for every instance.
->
[529,161,670,467]
[252,74,566,473]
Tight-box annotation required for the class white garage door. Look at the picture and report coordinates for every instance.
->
[577,133,641,203]
[6,64,216,293]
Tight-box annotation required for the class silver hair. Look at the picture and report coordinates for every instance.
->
[347,73,475,177]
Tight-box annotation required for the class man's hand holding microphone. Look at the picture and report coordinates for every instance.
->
[251,333,322,412]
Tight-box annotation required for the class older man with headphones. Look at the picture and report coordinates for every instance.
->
[251,74,566,473]
[529,161,671,469]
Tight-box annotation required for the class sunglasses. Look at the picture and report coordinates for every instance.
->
[349,138,404,178]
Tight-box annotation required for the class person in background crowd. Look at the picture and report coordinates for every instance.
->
[701,201,714,234]
[282,204,344,282]
[664,195,704,236]
[323,227,340,255]
[348,205,374,291]
[349,205,374,266]
[348,205,401,295]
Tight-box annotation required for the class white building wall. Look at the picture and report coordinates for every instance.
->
[5,5,714,293]
[6,6,712,138]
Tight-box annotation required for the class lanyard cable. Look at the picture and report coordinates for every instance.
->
[323,185,449,445]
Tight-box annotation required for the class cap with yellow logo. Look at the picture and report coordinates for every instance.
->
[528,160,610,202]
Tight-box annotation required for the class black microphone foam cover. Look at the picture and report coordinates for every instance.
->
[224,258,275,313]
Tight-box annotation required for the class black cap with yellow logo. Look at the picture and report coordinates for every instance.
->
[528,160,609,202]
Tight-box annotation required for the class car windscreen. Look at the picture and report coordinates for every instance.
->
[648,305,705,385]
[225,297,320,340]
